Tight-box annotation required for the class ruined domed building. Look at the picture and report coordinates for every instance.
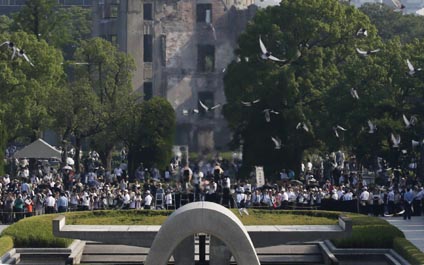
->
[92,0,258,152]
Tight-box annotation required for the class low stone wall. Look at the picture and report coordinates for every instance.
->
[1,240,85,265]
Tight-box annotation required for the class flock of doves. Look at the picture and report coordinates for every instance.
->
[0,41,34,66]
[264,25,421,150]
[184,2,419,151]
[0,0,417,151]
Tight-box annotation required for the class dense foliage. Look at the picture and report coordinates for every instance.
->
[0,1,176,174]
[223,0,424,176]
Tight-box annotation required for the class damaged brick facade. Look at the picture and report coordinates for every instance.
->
[96,0,258,152]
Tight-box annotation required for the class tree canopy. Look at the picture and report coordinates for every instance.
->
[123,97,176,174]
[223,0,424,177]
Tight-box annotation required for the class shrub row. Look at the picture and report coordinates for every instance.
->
[393,237,424,265]
[1,215,73,248]
[0,236,13,257]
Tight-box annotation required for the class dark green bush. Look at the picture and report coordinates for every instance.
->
[393,237,424,265]
[252,209,341,219]
[333,225,404,248]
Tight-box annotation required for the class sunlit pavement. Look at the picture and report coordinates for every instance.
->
[0,225,8,234]
[382,215,424,252]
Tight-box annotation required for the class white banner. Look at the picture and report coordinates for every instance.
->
[255,166,265,187]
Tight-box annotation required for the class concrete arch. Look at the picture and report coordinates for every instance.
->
[144,201,260,265]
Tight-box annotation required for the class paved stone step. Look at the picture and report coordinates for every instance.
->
[258,255,322,263]
[81,254,323,264]
[83,244,150,254]
[81,254,147,263]
[256,244,321,254]
[82,243,324,264]
[83,243,321,255]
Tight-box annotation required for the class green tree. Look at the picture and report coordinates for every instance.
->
[12,0,58,42]
[123,97,176,175]
[13,1,91,58]
[0,31,64,142]
[223,0,382,177]
[360,3,424,43]
[0,15,12,34]
[68,37,135,171]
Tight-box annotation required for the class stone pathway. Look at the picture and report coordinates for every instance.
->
[382,215,424,252]
[0,225,9,233]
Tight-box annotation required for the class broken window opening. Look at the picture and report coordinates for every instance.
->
[196,4,212,23]
[143,82,153,101]
[144,34,153,63]
[144,3,153,20]
[110,4,118,18]
[197,45,215,72]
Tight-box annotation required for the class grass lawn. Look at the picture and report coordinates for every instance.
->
[64,209,339,226]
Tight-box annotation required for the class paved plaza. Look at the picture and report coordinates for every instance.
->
[382,215,424,252]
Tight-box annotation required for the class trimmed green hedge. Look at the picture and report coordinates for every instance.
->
[393,237,424,265]
[0,236,13,257]
[333,225,403,248]
[332,214,404,248]
[1,215,73,248]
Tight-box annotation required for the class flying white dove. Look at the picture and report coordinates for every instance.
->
[350,88,359,99]
[391,0,405,11]
[402,114,417,128]
[333,125,347,138]
[406,59,421,77]
[356,28,368,37]
[356,47,380,57]
[263,109,279,122]
[391,133,401,148]
[259,36,287,62]
[296,122,309,132]
[199,100,221,112]
[412,140,423,148]
[0,40,18,60]
[271,136,282,149]
[241,99,260,107]
[16,48,34,66]
[367,120,377,133]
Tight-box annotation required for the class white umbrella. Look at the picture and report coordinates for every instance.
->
[63,165,73,170]
[66,157,75,166]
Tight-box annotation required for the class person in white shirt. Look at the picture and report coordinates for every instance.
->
[165,190,173,209]
[359,187,370,214]
[81,192,90,211]
[287,188,297,203]
[280,188,289,209]
[44,194,56,214]
[144,190,153,209]
[122,190,131,209]
[235,187,249,216]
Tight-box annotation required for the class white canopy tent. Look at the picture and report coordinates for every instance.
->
[417,7,424,16]
[14,138,62,160]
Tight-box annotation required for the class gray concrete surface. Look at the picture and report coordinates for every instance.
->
[0,225,9,233]
[382,215,424,252]
[144,201,260,265]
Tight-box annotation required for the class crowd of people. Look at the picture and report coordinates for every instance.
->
[0,150,422,224]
